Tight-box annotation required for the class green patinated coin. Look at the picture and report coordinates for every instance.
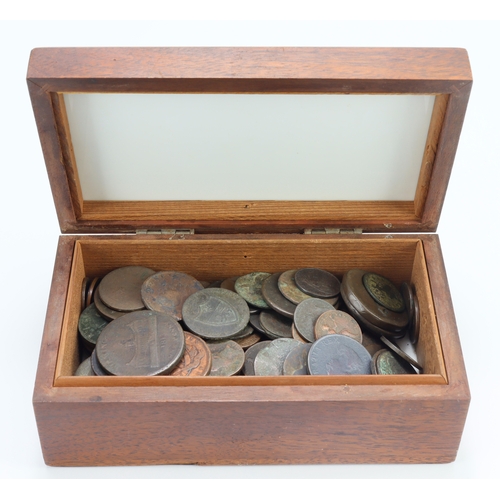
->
[78,303,110,349]
[372,349,417,375]
[362,272,405,313]
[234,272,271,309]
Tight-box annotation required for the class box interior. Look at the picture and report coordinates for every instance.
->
[54,237,447,387]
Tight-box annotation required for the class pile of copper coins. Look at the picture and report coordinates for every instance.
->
[75,266,421,377]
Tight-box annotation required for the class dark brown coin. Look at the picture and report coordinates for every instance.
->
[410,284,420,345]
[259,310,293,340]
[295,268,340,299]
[78,303,110,350]
[341,269,408,333]
[229,324,254,340]
[99,266,155,312]
[169,332,212,377]
[277,270,314,305]
[372,349,417,375]
[182,288,250,340]
[235,332,262,350]
[81,277,90,311]
[96,310,185,376]
[400,282,415,325]
[314,309,362,343]
[208,340,245,376]
[261,273,296,318]
[141,271,204,321]
[307,334,372,375]
[291,322,309,343]
[243,340,272,375]
[249,312,266,334]
[254,338,302,376]
[93,286,127,321]
[294,298,335,343]
[207,280,223,288]
[283,343,312,375]
[361,332,385,357]
[199,281,211,288]
[380,336,422,371]
[91,348,110,376]
[363,272,405,313]
[86,277,100,308]
[220,276,238,292]
[234,272,271,309]
[74,357,95,376]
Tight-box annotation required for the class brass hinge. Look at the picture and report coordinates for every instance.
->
[136,229,195,235]
[304,228,362,235]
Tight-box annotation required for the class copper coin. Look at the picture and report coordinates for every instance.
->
[208,340,245,376]
[74,357,95,376]
[291,322,309,343]
[294,298,335,343]
[169,332,212,377]
[141,271,204,321]
[182,288,250,340]
[380,336,422,371]
[78,303,110,350]
[235,332,262,350]
[341,269,408,333]
[400,282,415,325]
[259,310,293,340]
[261,273,296,319]
[207,280,223,288]
[295,268,340,299]
[93,286,127,321]
[81,277,90,311]
[308,334,372,375]
[254,338,302,376]
[99,266,155,312]
[410,284,420,345]
[277,270,314,305]
[96,310,185,376]
[91,348,110,376]
[372,349,417,375]
[363,272,405,313]
[220,276,238,292]
[199,281,211,288]
[249,312,266,334]
[234,272,271,309]
[283,343,312,375]
[314,309,362,343]
[361,332,385,357]
[243,340,272,375]
[86,277,100,308]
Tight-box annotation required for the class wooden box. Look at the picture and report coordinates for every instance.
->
[28,47,472,466]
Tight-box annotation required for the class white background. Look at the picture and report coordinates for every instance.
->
[1,19,498,481]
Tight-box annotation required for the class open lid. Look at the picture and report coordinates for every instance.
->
[27,47,472,234]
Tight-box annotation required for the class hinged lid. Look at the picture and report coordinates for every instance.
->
[27,47,472,234]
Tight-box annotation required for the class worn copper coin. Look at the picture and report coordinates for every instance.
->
[234,272,271,309]
[220,276,238,292]
[363,272,405,313]
[91,348,109,376]
[243,340,272,375]
[78,303,110,350]
[96,310,185,376]
[261,272,296,318]
[249,312,266,334]
[93,286,127,321]
[259,310,293,339]
[277,270,314,305]
[295,268,341,299]
[229,324,254,340]
[314,309,362,343]
[207,280,223,288]
[99,266,155,312]
[372,349,417,375]
[291,322,309,343]
[254,338,302,376]
[283,343,312,375]
[208,340,245,376]
[380,335,422,371]
[294,298,335,343]
[410,284,420,345]
[182,288,250,339]
[401,282,415,324]
[361,332,385,357]
[86,277,100,308]
[141,271,204,321]
[235,332,262,350]
[308,334,372,375]
[169,332,212,376]
[81,277,90,311]
[74,357,95,376]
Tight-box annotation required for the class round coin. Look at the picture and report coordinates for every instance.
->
[372,349,417,375]
[81,277,90,311]
[410,284,420,345]
[141,271,204,321]
[249,312,266,334]
[295,268,341,299]
[78,303,110,350]
[182,288,250,340]
[235,332,262,350]
[283,343,312,375]
[261,273,296,318]
[169,332,212,377]
[361,332,385,357]
[277,270,314,305]
[86,277,100,308]
[254,338,302,376]
[93,286,127,321]
[363,272,405,313]
[259,310,293,340]
[91,348,110,376]
[96,310,185,376]
[243,340,272,375]
[307,334,372,375]
[208,340,245,376]
[380,336,422,371]
[294,298,335,343]
[74,357,95,376]
[234,272,271,309]
[220,276,238,292]
[99,266,155,312]
[314,309,362,343]
[291,322,309,343]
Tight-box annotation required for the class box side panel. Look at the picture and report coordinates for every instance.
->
[35,398,468,466]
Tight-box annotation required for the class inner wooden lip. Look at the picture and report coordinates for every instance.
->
[53,237,447,387]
